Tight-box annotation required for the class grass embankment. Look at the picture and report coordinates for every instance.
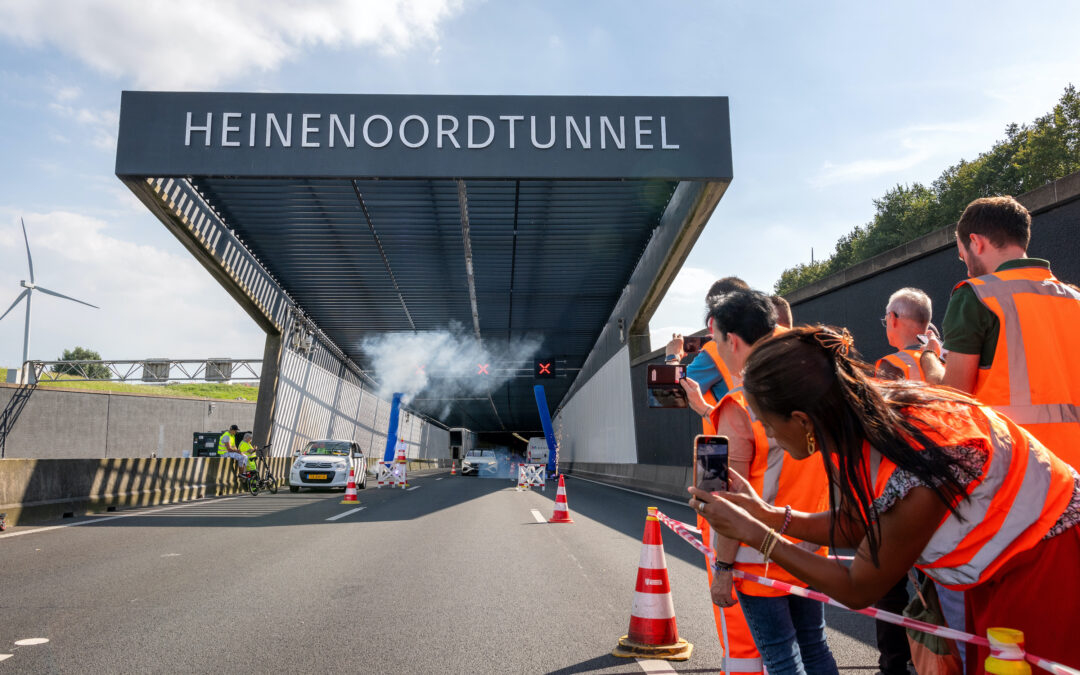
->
[0,367,258,401]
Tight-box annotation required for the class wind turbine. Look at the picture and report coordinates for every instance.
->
[0,218,99,378]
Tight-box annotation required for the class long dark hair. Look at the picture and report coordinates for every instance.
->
[741,325,977,565]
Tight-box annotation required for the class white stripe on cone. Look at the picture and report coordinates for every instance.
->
[630,591,677,620]
[637,544,667,570]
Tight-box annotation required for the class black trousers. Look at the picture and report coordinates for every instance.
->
[874,577,911,674]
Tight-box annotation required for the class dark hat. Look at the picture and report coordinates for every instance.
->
[230,425,240,431]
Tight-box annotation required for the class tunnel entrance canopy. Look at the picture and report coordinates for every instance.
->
[116,92,732,433]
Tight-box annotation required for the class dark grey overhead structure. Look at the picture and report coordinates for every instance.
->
[116,92,732,433]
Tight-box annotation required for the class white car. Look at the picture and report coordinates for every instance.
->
[289,440,368,493]
[461,449,498,476]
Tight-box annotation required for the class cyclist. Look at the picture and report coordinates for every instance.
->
[238,432,258,478]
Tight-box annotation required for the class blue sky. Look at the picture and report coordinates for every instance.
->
[1,0,1078,367]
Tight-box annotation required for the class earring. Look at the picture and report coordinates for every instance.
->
[806,432,817,455]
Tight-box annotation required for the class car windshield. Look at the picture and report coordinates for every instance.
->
[465,450,494,458]
[303,441,352,456]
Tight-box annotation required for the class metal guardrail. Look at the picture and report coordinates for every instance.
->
[28,359,262,383]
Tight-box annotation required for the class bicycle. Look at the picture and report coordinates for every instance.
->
[246,447,279,496]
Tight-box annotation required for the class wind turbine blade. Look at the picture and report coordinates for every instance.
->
[33,286,99,309]
[0,289,29,323]
[21,218,35,284]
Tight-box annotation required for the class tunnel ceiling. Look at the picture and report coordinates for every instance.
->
[116,92,732,433]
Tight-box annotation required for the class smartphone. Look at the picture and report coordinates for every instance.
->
[682,335,713,354]
[646,364,688,408]
[694,435,729,493]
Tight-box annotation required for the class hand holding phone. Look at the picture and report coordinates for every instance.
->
[694,435,729,493]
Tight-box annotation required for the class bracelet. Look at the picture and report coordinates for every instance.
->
[701,406,713,420]
[665,354,678,362]
[759,528,781,577]
[777,505,793,537]
[712,559,734,572]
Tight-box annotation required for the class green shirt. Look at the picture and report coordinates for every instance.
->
[941,258,1051,367]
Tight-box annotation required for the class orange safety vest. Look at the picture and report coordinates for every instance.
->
[875,348,926,382]
[862,401,1074,590]
[954,265,1080,469]
[699,340,735,435]
[709,386,831,596]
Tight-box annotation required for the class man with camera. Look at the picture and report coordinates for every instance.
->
[681,290,836,675]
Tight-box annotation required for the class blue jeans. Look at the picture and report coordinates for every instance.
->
[736,591,839,675]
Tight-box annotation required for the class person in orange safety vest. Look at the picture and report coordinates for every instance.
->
[665,277,758,673]
[921,195,1080,471]
[682,290,836,675]
[690,326,1080,674]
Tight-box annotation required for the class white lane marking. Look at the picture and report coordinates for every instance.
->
[636,657,676,673]
[14,638,49,646]
[530,509,546,523]
[0,497,240,539]
[406,486,421,491]
[435,477,443,481]
[0,654,12,661]
[160,553,181,558]
[566,475,690,508]
[326,507,365,521]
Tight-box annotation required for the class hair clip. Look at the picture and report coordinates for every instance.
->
[814,327,854,358]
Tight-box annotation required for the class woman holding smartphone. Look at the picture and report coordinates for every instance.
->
[690,326,1080,673]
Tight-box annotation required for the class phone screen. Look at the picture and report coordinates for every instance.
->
[647,364,688,408]
[683,336,713,354]
[694,435,729,493]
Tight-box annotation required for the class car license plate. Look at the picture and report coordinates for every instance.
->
[307,473,327,480]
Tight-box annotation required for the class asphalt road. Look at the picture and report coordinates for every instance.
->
[0,471,879,674]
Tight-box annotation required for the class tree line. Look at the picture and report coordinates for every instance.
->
[775,84,1080,295]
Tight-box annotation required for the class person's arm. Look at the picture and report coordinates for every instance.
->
[939,352,979,393]
[696,484,948,609]
[689,469,866,549]
[680,377,713,417]
[665,335,685,362]
[707,403,754,606]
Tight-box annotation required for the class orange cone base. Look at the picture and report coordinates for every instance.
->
[548,512,574,523]
[611,635,692,661]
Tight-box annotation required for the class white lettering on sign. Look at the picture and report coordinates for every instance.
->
[182,112,683,152]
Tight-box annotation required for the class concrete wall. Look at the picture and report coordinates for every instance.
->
[0,385,255,459]
[554,345,638,465]
[0,455,292,526]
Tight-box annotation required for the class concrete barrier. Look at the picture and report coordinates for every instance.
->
[0,456,293,527]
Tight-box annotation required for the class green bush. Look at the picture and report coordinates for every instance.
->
[776,84,1080,295]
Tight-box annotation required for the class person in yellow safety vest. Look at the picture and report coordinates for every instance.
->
[921,195,1080,471]
[682,290,837,675]
[665,277,759,674]
[217,424,247,473]
[238,432,258,475]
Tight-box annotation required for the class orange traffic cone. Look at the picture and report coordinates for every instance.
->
[450,460,457,476]
[548,474,574,523]
[611,507,692,661]
[341,468,359,504]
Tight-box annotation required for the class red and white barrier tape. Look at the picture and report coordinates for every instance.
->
[656,510,1080,675]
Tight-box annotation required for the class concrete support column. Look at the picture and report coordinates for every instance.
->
[253,330,284,453]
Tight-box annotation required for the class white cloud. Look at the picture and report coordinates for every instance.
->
[810,138,936,188]
[0,211,264,366]
[0,0,465,89]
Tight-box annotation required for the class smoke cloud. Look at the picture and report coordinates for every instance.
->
[360,322,542,418]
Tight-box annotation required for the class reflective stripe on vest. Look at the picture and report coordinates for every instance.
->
[957,268,1080,428]
[724,657,764,672]
[699,341,734,436]
[712,385,829,585]
[866,403,1074,589]
[875,349,925,382]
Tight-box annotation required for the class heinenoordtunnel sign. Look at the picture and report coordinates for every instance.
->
[115,92,732,181]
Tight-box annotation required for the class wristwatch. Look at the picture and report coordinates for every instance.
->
[712,560,734,572]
